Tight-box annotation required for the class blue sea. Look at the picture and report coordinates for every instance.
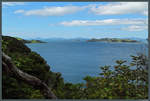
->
[26,41,147,84]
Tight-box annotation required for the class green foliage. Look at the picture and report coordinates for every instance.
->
[58,83,85,99]
[2,36,64,99]
[83,55,148,99]
[29,90,44,99]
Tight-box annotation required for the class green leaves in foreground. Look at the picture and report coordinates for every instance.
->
[83,55,148,99]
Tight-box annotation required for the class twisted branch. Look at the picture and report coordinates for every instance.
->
[2,52,57,99]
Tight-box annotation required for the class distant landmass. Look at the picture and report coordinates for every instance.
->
[28,37,147,43]
[87,38,140,43]
[122,37,147,43]
[13,37,147,43]
[37,37,88,42]
[15,37,46,43]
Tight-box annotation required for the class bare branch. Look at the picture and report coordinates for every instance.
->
[2,52,57,99]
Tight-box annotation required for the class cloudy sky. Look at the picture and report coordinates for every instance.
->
[2,2,148,39]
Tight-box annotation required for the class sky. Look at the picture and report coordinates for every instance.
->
[2,2,148,39]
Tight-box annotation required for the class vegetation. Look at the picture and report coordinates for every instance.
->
[87,38,139,43]
[2,36,61,99]
[83,57,148,99]
[2,36,148,99]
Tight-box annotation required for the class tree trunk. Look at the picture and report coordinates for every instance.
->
[2,52,57,99]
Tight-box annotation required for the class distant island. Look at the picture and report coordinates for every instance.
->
[87,38,139,43]
[15,37,46,43]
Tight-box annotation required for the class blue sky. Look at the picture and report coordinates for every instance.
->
[2,2,148,39]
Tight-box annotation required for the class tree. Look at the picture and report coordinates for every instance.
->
[2,52,57,99]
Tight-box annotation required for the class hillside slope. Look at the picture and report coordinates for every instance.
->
[2,36,63,99]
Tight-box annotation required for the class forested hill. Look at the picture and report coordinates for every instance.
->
[2,36,64,99]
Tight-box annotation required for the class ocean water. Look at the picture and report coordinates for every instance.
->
[26,41,147,84]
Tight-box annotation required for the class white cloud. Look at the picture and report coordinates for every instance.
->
[2,2,25,6]
[122,25,148,31]
[14,6,87,16]
[90,2,148,15]
[60,18,147,26]
[14,10,25,14]
[13,2,148,16]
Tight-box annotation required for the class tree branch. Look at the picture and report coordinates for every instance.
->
[2,52,57,99]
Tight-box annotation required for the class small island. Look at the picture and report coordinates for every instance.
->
[15,37,46,43]
[87,38,139,43]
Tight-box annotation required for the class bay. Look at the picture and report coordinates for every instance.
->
[26,41,147,84]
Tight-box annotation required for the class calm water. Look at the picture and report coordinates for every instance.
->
[26,41,147,84]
